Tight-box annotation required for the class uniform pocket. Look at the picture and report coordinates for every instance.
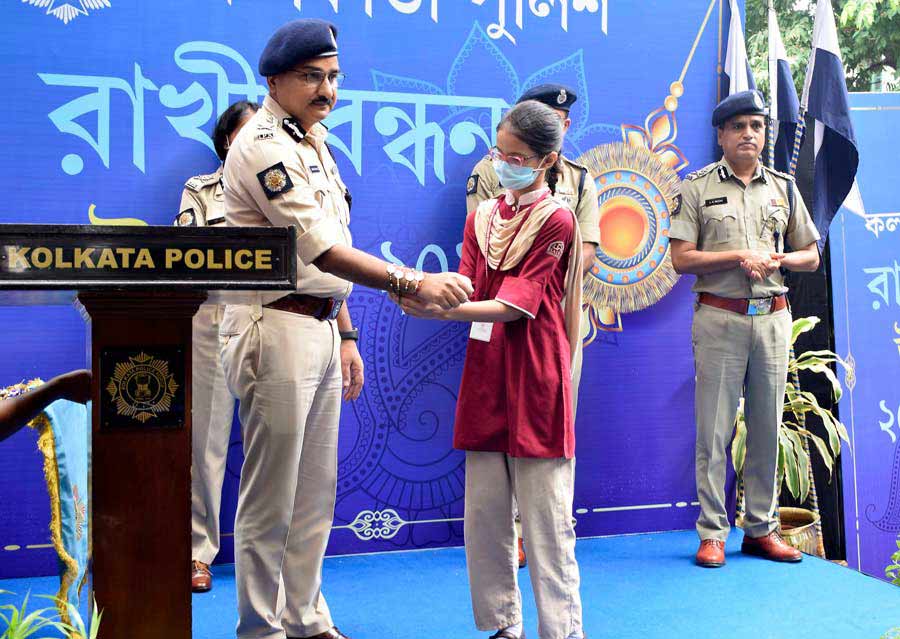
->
[762,205,789,235]
[703,207,739,244]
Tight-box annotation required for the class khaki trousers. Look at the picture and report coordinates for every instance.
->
[465,451,583,639]
[191,304,237,565]
[220,306,341,639]
[692,303,791,541]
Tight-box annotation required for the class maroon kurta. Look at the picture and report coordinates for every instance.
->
[453,191,576,459]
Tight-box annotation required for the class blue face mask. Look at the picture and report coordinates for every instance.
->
[492,158,541,191]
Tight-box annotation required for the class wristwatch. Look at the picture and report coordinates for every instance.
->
[339,327,359,341]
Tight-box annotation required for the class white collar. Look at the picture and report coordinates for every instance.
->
[504,186,550,207]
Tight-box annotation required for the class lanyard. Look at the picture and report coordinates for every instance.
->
[480,192,548,298]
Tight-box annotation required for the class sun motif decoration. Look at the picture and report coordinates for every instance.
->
[579,142,681,313]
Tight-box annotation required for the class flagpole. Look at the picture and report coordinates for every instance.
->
[767,0,776,169]
[788,115,806,177]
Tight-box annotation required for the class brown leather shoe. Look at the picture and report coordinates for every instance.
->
[741,531,802,562]
[191,560,212,593]
[290,627,351,639]
[518,536,527,569]
[695,539,725,567]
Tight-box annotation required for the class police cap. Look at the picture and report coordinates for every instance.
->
[259,19,339,77]
[517,84,577,112]
[712,90,768,127]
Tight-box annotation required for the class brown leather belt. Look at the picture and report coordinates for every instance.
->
[698,292,787,316]
[264,293,343,321]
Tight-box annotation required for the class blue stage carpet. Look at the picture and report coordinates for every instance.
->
[2,530,898,638]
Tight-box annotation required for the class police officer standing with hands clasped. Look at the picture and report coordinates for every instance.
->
[669,90,820,569]
[221,19,473,639]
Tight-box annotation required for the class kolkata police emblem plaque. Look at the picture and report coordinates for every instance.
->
[102,349,184,428]
[578,142,680,313]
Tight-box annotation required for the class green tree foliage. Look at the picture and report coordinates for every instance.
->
[745,0,900,97]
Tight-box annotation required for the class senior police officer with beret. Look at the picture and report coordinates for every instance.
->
[221,19,473,639]
[669,90,820,569]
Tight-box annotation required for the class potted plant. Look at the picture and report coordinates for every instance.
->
[731,316,852,555]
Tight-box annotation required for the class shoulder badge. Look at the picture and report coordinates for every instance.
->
[282,117,306,143]
[684,164,716,182]
[671,194,682,217]
[466,174,479,195]
[546,240,565,259]
[184,172,220,193]
[256,162,294,200]
[175,208,196,227]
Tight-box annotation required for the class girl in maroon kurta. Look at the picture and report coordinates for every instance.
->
[398,101,585,639]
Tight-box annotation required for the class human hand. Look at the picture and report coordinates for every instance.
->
[740,251,783,282]
[339,340,364,401]
[390,293,448,320]
[415,272,473,310]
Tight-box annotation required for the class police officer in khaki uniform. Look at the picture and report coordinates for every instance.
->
[669,90,820,568]
[175,100,258,594]
[221,19,473,639]
[466,84,600,569]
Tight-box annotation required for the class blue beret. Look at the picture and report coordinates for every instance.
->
[259,19,339,77]
[712,90,768,127]
[517,84,577,111]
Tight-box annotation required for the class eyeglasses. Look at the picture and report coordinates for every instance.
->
[286,69,346,88]
[488,146,541,168]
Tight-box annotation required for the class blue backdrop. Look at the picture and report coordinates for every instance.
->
[0,0,731,578]
[831,91,900,584]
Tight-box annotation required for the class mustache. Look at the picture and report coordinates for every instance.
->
[311,97,334,107]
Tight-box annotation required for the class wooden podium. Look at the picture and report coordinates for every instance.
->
[0,224,296,638]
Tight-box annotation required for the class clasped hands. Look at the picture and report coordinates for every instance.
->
[740,250,784,282]
[390,271,473,319]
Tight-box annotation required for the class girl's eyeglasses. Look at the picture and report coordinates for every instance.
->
[488,146,540,168]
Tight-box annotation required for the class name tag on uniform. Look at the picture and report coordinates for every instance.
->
[470,322,493,342]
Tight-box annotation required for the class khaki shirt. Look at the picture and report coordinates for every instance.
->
[669,158,820,299]
[223,95,353,302]
[175,165,226,227]
[466,155,600,245]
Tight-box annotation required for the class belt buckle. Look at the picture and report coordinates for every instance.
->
[747,297,773,316]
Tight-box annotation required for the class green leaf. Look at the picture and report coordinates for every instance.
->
[732,417,747,477]
[781,432,801,499]
[791,316,820,344]
[804,430,835,476]
[796,434,812,503]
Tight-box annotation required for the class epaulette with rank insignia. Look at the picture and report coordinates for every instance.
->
[684,164,717,182]
[762,165,795,182]
[560,155,587,170]
[184,172,220,193]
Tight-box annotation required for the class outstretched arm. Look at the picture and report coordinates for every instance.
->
[0,370,91,443]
